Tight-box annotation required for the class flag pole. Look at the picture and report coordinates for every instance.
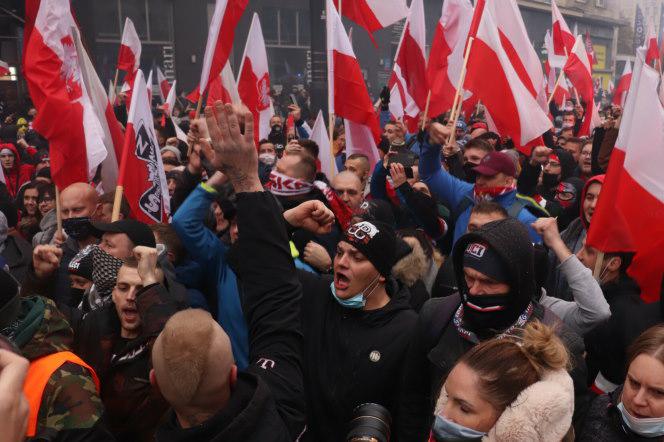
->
[421,90,431,131]
[328,114,336,179]
[547,68,566,105]
[54,187,62,238]
[446,36,474,145]
[194,94,204,120]
[112,69,120,99]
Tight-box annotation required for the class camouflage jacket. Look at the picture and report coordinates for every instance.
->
[10,296,114,441]
[74,283,184,442]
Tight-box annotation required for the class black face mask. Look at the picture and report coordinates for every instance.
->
[542,173,560,188]
[62,217,94,241]
[463,163,478,183]
[70,288,87,303]
[462,293,520,332]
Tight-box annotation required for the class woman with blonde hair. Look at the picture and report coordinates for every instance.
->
[430,321,574,441]
[579,324,664,441]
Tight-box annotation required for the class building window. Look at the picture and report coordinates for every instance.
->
[97,0,174,43]
[595,0,605,7]
[259,8,310,49]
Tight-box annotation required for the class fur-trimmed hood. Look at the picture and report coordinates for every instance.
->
[435,369,574,441]
[392,236,429,287]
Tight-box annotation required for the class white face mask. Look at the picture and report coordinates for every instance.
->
[259,153,276,166]
[617,402,664,437]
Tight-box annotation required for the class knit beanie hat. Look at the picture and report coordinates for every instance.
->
[342,220,410,278]
[68,245,94,281]
[463,241,510,283]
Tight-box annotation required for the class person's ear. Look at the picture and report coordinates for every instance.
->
[506,176,515,187]
[229,365,238,390]
[607,257,622,273]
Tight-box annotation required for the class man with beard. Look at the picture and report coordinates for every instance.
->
[421,123,542,243]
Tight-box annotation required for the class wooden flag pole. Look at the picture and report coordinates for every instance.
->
[547,68,567,106]
[448,37,474,132]
[112,69,120,98]
[111,186,124,222]
[328,113,336,179]
[194,94,204,120]
[338,0,342,19]
[55,187,63,238]
[421,90,432,131]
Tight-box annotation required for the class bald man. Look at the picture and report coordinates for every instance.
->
[331,171,364,210]
[23,182,102,308]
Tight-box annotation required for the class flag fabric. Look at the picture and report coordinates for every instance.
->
[563,36,600,136]
[634,5,646,52]
[164,80,188,144]
[24,0,107,189]
[552,0,575,56]
[485,0,546,109]
[332,0,408,45]
[427,0,474,119]
[146,69,154,102]
[156,67,171,103]
[117,18,141,74]
[108,80,117,106]
[388,0,428,133]
[389,84,405,121]
[645,21,660,66]
[199,0,248,96]
[612,61,632,106]
[463,2,551,155]
[187,60,240,105]
[118,70,170,224]
[544,28,566,69]
[327,0,381,165]
[587,48,664,301]
[585,30,597,65]
[237,13,273,144]
[311,110,337,180]
[0,60,8,77]
[545,60,569,108]
[0,161,4,184]
[73,28,125,193]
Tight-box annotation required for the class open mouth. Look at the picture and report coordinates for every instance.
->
[334,273,350,290]
[122,307,138,322]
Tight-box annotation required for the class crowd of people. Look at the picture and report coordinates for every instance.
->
[0,85,662,442]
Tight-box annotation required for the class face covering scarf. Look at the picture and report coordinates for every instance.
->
[62,216,94,241]
[267,170,313,197]
[473,183,516,202]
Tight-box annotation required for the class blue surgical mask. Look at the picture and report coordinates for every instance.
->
[431,414,487,441]
[329,274,380,310]
[617,402,664,437]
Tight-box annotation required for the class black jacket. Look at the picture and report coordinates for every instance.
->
[396,219,587,441]
[297,271,417,442]
[157,192,307,442]
[1,233,32,284]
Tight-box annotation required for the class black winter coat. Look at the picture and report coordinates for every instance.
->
[297,271,418,442]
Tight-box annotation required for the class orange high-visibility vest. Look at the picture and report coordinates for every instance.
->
[23,351,100,437]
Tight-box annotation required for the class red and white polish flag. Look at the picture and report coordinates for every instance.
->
[645,21,660,66]
[544,28,566,69]
[563,36,600,136]
[463,2,551,155]
[388,0,428,132]
[24,0,107,189]
[186,60,240,105]
[164,80,189,145]
[117,18,141,74]
[585,30,597,65]
[311,110,338,180]
[332,0,407,45]
[587,47,664,301]
[0,60,9,77]
[146,69,154,102]
[427,0,474,119]
[552,0,575,56]
[73,28,125,192]
[117,70,170,224]
[237,13,273,144]
[327,0,381,165]
[199,0,248,95]
[156,67,171,103]
[612,61,632,106]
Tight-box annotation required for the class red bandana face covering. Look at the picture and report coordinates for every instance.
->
[473,183,516,202]
[267,170,313,196]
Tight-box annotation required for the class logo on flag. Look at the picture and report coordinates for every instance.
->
[257,73,271,111]
[135,120,164,222]
[60,36,82,100]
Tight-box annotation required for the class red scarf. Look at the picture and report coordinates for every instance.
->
[314,181,353,231]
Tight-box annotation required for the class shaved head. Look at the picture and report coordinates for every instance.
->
[151,309,236,427]
[331,171,364,209]
[60,182,99,219]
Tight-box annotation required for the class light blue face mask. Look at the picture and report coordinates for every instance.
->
[617,402,664,437]
[329,275,380,310]
[432,414,487,441]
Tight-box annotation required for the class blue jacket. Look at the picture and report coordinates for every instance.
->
[419,138,541,244]
[172,185,249,369]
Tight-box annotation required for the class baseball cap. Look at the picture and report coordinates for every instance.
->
[473,151,516,178]
[91,219,156,248]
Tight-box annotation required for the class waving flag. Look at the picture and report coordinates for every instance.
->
[552,0,574,56]
[118,18,141,74]
[587,47,664,301]
[156,67,171,103]
[237,13,273,143]
[645,21,660,66]
[389,0,427,132]
[163,80,188,144]
[427,0,474,119]
[199,0,248,96]
[464,2,551,154]
[612,61,632,106]
[332,0,407,45]
[563,36,600,136]
[311,110,337,180]
[585,30,597,65]
[117,70,169,224]
[544,28,566,69]
[24,0,107,189]
[327,0,381,165]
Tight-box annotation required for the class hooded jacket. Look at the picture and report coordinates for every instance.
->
[297,270,418,442]
[1,142,34,198]
[32,208,57,247]
[1,295,113,441]
[396,219,586,441]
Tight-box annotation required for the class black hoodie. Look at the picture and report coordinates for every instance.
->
[396,218,587,441]
[296,270,417,442]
